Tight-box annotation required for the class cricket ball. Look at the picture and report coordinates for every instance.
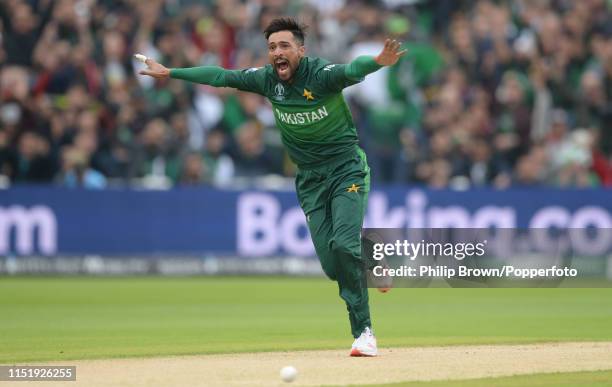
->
[280,365,297,383]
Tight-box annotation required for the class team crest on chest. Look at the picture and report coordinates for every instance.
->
[303,88,314,101]
[273,83,285,101]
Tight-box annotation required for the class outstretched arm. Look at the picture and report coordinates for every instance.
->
[319,39,407,91]
[136,56,227,87]
[345,39,407,80]
[136,54,265,93]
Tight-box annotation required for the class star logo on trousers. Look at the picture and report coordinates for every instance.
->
[303,88,314,100]
[347,184,360,193]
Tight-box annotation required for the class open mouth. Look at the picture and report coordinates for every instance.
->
[275,59,289,76]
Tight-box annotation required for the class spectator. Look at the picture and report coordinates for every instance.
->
[230,120,283,178]
[461,137,510,187]
[14,131,56,183]
[0,0,609,189]
[178,151,209,186]
[58,146,107,189]
[202,129,235,187]
[0,0,54,67]
[130,118,182,188]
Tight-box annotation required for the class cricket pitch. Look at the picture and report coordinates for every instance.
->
[16,341,612,386]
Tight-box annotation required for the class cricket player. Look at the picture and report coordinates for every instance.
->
[138,17,405,357]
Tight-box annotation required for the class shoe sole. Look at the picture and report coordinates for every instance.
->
[350,348,377,357]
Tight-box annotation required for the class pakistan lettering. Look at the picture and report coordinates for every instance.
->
[275,106,329,125]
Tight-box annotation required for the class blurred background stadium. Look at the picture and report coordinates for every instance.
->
[1,0,611,189]
[0,0,610,274]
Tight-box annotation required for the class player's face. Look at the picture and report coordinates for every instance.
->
[267,31,305,82]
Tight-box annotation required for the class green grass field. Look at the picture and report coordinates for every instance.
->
[1,277,611,385]
[1,277,611,363]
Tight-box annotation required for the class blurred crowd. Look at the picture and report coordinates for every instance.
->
[0,0,610,189]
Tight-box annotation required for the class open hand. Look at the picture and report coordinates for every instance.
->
[374,39,407,66]
[136,55,170,79]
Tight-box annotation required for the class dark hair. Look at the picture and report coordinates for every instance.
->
[263,17,308,45]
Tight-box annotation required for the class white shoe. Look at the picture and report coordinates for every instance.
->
[350,327,378,357]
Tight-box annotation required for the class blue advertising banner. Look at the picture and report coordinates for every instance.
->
[0,187,610,257]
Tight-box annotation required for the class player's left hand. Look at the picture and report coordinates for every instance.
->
[374,39,407,66]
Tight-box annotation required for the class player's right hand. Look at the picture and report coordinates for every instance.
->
[136,55,170,79]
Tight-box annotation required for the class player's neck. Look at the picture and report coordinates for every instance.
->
[285,57,306,84]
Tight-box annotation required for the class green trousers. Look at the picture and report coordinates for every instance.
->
[295,148,371,338]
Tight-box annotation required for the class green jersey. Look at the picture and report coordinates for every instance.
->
[170,56,382,168]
